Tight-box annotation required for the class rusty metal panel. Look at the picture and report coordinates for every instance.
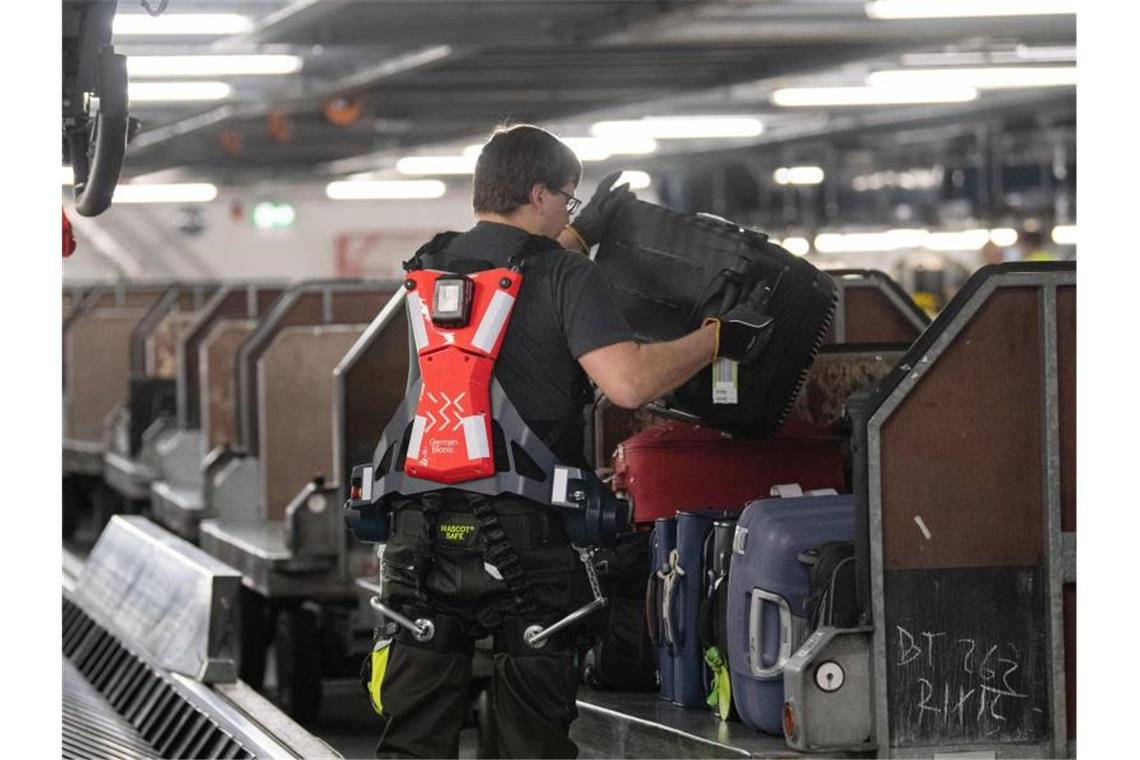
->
[65,310,148,441]
[145,312,198,379]
[340,309,409,488]
[330,290,392,324]
[881,288,1044,570]
[844,287,925,344]
[1057,286,1076,533]
[273,292,325,330]
[259,326,367,520]
[200,320,255,452]
[181,286,286,429]
[789,349,903,427]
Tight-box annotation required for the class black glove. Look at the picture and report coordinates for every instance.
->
[567,171,635,248]
[705,280,776,363]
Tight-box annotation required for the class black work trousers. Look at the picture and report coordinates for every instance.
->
[373,494,589,759]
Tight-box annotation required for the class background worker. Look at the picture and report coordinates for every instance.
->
[371,123,773,758]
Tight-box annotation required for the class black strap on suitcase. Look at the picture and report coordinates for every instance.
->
[596,200,837,438]
[799,540,860,629]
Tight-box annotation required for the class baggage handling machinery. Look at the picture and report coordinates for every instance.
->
[63,515,335,758]
[102,282,220,506]
[63,282,174,539]
[191,280,397,721]
[148,283,287,542]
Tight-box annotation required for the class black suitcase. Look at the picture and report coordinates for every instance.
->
[698,519,739,719]
[581,531,657,691]
[596,200,837,438]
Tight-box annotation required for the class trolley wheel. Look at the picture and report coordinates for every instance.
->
[274,604,323,723]
[474,682,498,759]
[239,588,271,691]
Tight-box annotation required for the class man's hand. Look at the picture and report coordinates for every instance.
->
[704,281,776,364]
[567,171,635,249]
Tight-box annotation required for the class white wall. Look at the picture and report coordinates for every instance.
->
[63,182,479,282]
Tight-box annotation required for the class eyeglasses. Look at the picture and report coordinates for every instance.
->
[548,186,582,214]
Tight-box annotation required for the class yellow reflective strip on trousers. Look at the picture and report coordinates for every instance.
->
[369,645,391,716]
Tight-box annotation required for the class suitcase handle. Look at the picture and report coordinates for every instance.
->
[748,588,793,678]
[660,549,683,649]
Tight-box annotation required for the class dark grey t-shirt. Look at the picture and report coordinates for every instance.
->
[419,221,634,466]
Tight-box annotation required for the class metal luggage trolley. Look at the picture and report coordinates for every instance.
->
[195,280,397,721]
[149,283,287,542]
[102,282,220,506]
[783,262,1076,758]
[63,283,171,539]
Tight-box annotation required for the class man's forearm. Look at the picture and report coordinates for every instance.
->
[631,323,717,404]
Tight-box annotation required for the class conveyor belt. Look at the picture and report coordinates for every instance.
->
[64,658,158,760]
[63,595,254,759]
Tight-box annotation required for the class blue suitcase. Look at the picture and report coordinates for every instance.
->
[668,510,736,708]
[649,517,677,702]
[726,493,855,733]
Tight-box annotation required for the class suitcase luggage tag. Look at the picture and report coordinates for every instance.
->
[712,357,739,404]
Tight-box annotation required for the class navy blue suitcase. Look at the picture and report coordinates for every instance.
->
[668,510,735,708]
[726,494,855,733]
[648,517,677,702]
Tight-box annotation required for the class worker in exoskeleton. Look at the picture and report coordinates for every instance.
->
[345,124,777,758]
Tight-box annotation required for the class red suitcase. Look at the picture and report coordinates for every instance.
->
[611,421,844,525]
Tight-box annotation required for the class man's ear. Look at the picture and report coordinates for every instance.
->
[528,183,546,210]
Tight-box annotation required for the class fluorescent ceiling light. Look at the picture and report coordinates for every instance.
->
[562,136,659,161]
[771,85,977,107]
[774,166,825,185]
[852,168,943,191]
[868,67,1077,90]
[128,81,233,102]
[396,156,477,176]
[814,227,1020,253]
[866,0,1077,19]
[113,183,218,204]
[782,237,811,257]
[326,180,447,200]
[127,55,302,78]
[990,228,1019,246]
[1052,225,1077,245]
[924,229,992,251]
[617,171,652,190]
[591,117,763,140]
[1015,45,1077,62]
[113,13,253,36]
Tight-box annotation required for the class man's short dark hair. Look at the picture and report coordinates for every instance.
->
[472,124,583,214]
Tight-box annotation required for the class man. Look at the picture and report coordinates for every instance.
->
[371,124,772,758]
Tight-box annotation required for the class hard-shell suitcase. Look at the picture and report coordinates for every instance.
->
[666,510,735,708]
[726,493,855,734]
[647,517,677,701]
[581,530,657,691]
[596,200,837,438]
[612,421,844,525]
